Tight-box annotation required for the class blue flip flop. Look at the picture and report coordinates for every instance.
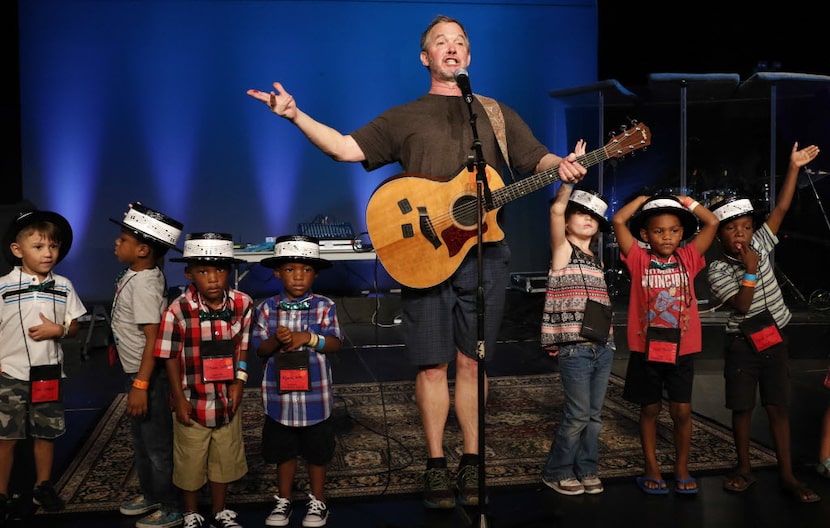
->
[636,475,668,495]
[675,477,699,494]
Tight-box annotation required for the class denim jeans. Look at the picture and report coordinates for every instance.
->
[126,366,180,511]
[542,342,613,482]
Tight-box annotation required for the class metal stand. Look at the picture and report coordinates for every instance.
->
[460,83,493,528]
[81,305,111,361]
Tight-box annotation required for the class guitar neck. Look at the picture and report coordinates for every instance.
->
[491,146,609,209]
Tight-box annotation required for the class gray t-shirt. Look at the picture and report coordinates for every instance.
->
[110,267,166,373]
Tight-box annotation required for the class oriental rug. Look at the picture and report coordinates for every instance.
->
[50,373,776,513]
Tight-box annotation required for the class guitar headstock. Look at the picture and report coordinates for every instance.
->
[604,121,651,159]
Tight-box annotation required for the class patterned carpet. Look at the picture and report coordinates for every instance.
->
[52,373,777,513]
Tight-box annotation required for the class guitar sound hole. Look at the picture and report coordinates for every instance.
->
[453,195,478,228]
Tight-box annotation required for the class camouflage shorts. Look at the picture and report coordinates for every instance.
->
[0,373,65,440]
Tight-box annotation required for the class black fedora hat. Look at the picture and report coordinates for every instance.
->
[628,194,698,242]
[3,209,73,265]
[109,203,183,252]
[260,235,332,270]
[169,232,246,264]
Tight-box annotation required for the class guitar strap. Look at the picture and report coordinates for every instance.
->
[475,94,514,181]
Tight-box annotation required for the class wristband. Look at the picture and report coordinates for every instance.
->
[315,335,326,352]
[562,182,574,188]
[687,200,699,213]
[743,273,757,282]
[237,360,247,371]
[132,378,149,390]
[682,196,694,208]
[235,370,249,382]
[62,321,70,339]
[307,333,319,349]
[741,280,757,288]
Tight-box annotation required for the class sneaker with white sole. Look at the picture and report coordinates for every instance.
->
[183,511,208,528]
[136,509,184,528]
[120,495,161,516]
[301,494,329,527]
[580,475,604,494]
[265,496,292,527]
[211,508,242,528]
[542,475,585,496]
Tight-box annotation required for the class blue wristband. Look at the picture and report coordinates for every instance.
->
[743,273,757,282]
[316,335,326,352]
[237,360,247,371]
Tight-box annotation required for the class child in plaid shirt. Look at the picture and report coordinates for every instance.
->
[251,235,342,528]
[155,232,253,528]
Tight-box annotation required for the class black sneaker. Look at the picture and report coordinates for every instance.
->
[456,464,480,506]
[301,494,328,527]
[422,467,456,509]
[32,481,64,512]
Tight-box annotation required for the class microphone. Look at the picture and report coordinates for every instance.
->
[454,68,474,104]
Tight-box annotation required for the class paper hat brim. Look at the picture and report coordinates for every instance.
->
[711,196,758,225]
[169,233,246,263]
[3,210,73,265]
[628,196,698,242]
[568,189,611,233]
[260,235,332,270]
[109,204,183,252]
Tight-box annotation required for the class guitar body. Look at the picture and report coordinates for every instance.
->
[365,165,506,289]
[365,122,651,289]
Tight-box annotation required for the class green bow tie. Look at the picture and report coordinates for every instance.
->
[27,280,56,292]
[279,300,311,311]
[199,308,232,321]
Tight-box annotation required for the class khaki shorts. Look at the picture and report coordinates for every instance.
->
[172,411,247,490]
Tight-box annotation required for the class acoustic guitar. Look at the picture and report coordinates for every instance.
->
[365,122,651,289]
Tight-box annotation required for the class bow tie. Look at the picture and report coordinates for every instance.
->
[279,300,311,311]
[199,308,232,321]
[27,280,56,292]
[649,260,678,270]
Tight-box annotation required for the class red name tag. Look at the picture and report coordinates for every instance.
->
[747,325,783,353]
[202,356,234,382]
[279,369,310,392]
[31,379,61,403]
[646,342,678,364]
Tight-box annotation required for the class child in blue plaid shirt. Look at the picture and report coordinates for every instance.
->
[251,235,342,528]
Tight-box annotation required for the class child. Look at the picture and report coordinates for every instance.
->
[155,232,253,528]
[707,141,821,503]
[109,203,184,527]
[540,177,615,496]
[0,209,86,513]
[251,235,342,528]
[611,192,719,495]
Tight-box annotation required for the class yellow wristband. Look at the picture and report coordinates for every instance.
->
[307,333,319,349]
[132,378,149,390]
[235,370,249,382]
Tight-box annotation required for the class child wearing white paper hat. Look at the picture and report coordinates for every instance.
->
[612,190,720,495]
[158,232,254,528]
[109,203,184,527]
[252,235,342,528]
[707,142,821,503]
[540,166,615,497]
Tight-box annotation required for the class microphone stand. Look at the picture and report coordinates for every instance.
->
[461,92,492,528]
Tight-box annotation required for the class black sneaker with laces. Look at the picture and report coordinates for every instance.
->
[32,481,64,512]
[422,467,456,509]
[456,464,480,506]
